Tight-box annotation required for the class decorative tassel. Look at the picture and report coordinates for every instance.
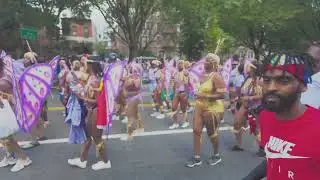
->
[95,141,105,158]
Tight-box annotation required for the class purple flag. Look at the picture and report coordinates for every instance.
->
[49,55,60,72]
[220,58,233,89]
[0,50,6,59]
[104,62,125,128]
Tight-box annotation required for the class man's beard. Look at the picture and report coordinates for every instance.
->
[262,89,300,113]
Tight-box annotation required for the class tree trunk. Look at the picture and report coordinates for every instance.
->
[128,43,138,62]
[253,47,261,61]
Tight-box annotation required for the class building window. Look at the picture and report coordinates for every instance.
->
[83,24,89,38]
[72,24,77,36]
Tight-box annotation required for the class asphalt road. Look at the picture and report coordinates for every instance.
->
[0,89,264,180]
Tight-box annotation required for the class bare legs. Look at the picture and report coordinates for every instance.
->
[232,105,247,151]
[192,107,222,157]
[187,105,223,167]
[1,137,28,160]
[0,136,32,172]
[170,93,188,128]
[80,108,108,163]
[126,98,140,139]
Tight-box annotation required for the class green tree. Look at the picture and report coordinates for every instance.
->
[0,0,50,55]
[163,0,213,59]
[162,0,232,59]
[26,0,92,21]
[90,0,162,61]
[95,42,107,56]
[218,0,305,59]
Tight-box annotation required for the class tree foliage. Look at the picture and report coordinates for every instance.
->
[26,0,92,21]
[90,0,162,61]
[218,0,308,59]
[162,0,234,59]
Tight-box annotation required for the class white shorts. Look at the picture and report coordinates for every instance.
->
[0,100,19,139]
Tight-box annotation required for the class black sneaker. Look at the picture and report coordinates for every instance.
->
[208,154,222,166]
[256,148,266,157]
[186,157,202,168]
[231,145,244,151]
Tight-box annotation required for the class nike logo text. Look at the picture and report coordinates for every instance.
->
[265,136,309,159]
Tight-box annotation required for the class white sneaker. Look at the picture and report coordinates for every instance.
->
[150,112,160,117]
[169,123,179,129]
[152,108,156,111]
[180,122,190,128]
[187,107,194,113]
[220,119,225,124]
[67,158,87,169]
[10,158,32,172]
[92,161,111,171]
[113,115,120,121]
[163,109,169,112]
[0,156,16,168]
[7,156,16,165]
[156,114,165,119]
[121,117,128,124]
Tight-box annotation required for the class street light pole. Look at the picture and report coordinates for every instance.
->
[199,40,205,58]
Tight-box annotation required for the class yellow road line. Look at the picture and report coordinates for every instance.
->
[48,102,196,111]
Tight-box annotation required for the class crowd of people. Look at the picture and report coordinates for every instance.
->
[0,42,320,179]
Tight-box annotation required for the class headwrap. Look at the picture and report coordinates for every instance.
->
[152,60,161,66]
[206,53,220,64]
[129,62,143,76]
[264,54,313,84]
[24,52,37,64]
[184,61,191,69]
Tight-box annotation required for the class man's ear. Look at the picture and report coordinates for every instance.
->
[299,83,307,93]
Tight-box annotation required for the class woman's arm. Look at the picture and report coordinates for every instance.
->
[203,74,226,100]
[249,95,262,101]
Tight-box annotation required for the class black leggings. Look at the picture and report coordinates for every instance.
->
[242,160,267,180]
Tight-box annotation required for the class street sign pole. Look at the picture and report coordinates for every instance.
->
[25,40,32,52]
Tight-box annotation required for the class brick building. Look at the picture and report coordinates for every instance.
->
[61,18,94,54]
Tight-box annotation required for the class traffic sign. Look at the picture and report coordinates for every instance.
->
[20,27,38,41]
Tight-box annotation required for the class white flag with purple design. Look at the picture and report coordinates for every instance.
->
[220,58,232,89]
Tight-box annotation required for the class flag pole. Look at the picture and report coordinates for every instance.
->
[25,40,32,52]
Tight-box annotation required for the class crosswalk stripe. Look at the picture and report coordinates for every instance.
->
[0,126,233,147]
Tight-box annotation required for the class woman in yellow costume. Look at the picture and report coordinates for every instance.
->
[186,53,226,168]
[231,60,264,157]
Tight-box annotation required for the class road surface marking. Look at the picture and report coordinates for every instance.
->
[1,126,233,147]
